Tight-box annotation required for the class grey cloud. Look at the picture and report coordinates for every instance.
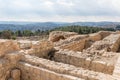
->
[0,0,120,21]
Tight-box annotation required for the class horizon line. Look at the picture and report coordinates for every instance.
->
[0,20,120,23]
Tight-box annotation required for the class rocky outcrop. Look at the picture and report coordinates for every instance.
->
[88,32,102,41]
[87,34,120,52]
[0,40,20,57]
[11,69,21,80]
[49,31,78,42]
[54,35,88,46]
[54,31,103,51]
[29,41,55,59]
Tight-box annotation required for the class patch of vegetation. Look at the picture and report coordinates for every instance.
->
[0,25,115,39]
[51,25,115,34]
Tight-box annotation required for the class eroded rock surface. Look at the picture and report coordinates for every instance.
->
[11,69,21,80]
[49,31,78,42]
[0,40,20,57]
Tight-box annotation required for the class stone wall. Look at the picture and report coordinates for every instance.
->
[88,33,102,41]
[0,59,11,80]
[18,62,82,80]
[54,31,109,51]
[113,56,120,78]
[60,39,86,51]
[0,40,20,57]
[87,34,120,52]
[30,41,55,59]
[98,31,112,39]
[18,54,118,80]
[54,49,117,74]
[0,51,22,80]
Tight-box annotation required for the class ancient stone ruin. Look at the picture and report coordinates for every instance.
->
[1,31,120,80]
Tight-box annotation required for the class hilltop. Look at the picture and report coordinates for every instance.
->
[0,21,119,31]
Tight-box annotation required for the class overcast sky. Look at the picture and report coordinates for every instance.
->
[0,0,120,22]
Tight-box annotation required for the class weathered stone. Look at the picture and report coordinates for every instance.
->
[60,39,86,51]
[11,69,21,80]
[30,40,55,58]
[98,31,112,39]
[87,34,120,52]
[0,40,20,57]
[18,40,32,49]
[49,31,78,42]
[54,35,88,47]
[89,33,102,41]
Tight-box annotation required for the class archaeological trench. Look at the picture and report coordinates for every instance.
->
[1,31,120,80]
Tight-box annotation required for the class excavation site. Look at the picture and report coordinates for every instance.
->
[1,31,120,80]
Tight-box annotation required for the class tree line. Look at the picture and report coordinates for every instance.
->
[0,30,49,39]
[51,25,115,34]
[0,25,115,39]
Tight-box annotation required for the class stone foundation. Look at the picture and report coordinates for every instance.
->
[1,31,120,80]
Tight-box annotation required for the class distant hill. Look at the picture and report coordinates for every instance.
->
[0,21,119,31]
[0,22,60,31]
[69,22,120,28]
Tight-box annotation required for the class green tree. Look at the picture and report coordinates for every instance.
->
[1,30,12,39]
[15,30,22,37]
[22,30,33,36]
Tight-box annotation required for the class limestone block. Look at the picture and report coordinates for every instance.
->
[49,31,78,42]
[55,35,88,47]
[90,61,106,72]
[31,41,55,58]
[98,31,112,39]
[0,40,20,57]
[18,40,32,49]
[11,69,21,80]
[89,33,102,41]
[60,39,86,51]
[4,52,23,65]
